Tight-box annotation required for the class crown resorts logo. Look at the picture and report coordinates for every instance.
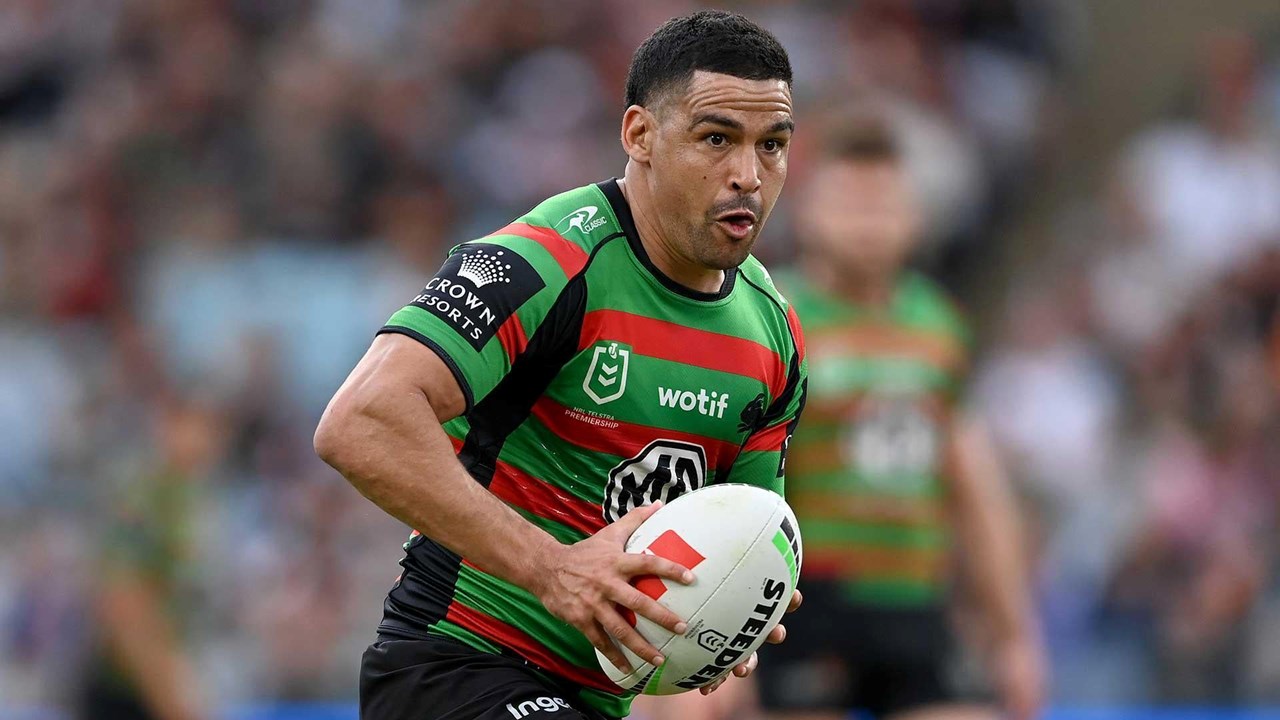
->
[457,249,513,288]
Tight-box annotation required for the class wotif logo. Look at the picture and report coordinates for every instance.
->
[505,696,571,717]
[557,205,608,235]
[659,386,730,418]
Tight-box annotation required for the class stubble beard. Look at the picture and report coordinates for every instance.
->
[682,221,756,271]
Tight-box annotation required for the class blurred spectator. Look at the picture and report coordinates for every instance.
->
[973,24,1280,705]
[1116,31,1280,305]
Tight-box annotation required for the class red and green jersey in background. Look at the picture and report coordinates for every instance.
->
[376,179,807,718]
[774,269,969,609]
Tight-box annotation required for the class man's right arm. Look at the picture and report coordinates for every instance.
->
[314,332,556,592]
[314,332,690,672]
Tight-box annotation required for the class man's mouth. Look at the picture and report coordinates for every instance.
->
[715,210,757,240]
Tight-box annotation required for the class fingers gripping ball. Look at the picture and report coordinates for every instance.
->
[596,484,802,695]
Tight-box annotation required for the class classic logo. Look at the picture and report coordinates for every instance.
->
[583,341,631,405]
[557,205,608,235]
[603,440,707,523]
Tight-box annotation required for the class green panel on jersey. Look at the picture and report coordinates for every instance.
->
[585,240,737,313]
[443,416,470,441]
[723,448,785,495]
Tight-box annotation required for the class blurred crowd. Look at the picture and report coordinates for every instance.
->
[975,28,1280,702]
[0,0,1277,713]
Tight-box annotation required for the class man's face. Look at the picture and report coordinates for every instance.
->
[646,71,794,270]
[799,159,919,279]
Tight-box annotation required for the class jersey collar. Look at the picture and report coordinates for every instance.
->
[597,178,738,302]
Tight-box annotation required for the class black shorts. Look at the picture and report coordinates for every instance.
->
[756,581,962,717]
[360,634,618,720]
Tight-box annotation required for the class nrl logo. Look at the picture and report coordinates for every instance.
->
[583,341,631,405]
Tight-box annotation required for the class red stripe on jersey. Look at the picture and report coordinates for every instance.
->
[489,460,606,536]
[786,304,806,364]
[530,396,740,475]
[744,419,790,453]
[444,601,623,695]
[580,309,787,399]
[447,434,464,453]
[489,223,589,278]
[495,313,528,364]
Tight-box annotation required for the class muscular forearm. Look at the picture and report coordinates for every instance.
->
[315,374,558,593]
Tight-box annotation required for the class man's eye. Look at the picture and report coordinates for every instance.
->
[707,133,727,147]
[762,139,784,153]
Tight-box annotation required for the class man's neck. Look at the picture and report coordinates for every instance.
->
[618,173,725,295]
[801,255,897,308]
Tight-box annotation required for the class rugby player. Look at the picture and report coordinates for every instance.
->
[315,11,807,719]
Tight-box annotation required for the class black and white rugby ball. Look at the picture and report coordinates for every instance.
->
[596,483,802,695]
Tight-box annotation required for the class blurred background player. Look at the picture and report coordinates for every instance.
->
[79,398,219,720]
[753,114,1045,720]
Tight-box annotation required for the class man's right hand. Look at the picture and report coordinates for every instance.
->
[528,501,694,673]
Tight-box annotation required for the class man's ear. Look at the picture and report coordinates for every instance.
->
[621,105,655,164]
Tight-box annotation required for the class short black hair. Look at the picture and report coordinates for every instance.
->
[625,10,792,110]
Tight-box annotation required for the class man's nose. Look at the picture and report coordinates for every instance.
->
[728,146,762,194]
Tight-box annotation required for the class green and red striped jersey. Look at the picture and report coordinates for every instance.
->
[376,179,807,717]
[774,269,968,609]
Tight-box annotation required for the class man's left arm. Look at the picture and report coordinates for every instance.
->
[947,413,1047,720]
